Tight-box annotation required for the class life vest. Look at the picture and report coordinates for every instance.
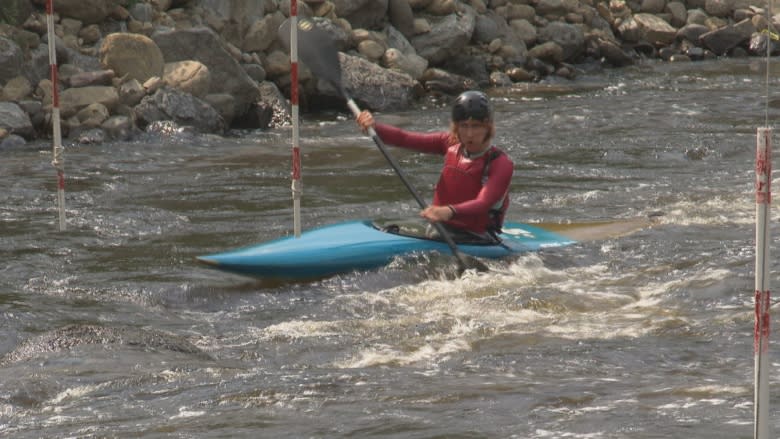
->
[432,145,509,235]
[483,148,509,235]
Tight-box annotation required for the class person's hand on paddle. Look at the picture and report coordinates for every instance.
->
[356,110,375,134]
[421,205,455,223]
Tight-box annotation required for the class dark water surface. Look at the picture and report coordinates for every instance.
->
[2,59,779,438]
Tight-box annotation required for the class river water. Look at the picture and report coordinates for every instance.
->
[1,58,778,438]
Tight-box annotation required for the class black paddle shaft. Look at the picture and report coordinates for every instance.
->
[278,18,488,274]
[344,100,470,256]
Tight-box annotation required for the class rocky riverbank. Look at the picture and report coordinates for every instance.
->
[0,0,775,147]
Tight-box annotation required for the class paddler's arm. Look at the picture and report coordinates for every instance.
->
[421,205,456,223]
[356,110,450,154]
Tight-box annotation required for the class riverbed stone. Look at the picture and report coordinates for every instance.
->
[78,24,103,45]
[633,12,678,45]
[331,0,389,29]
[1,76,32,101]
[358,39,386,61]
[99,33,165,82]
[420,67,477,94]
[119,79,147,107]
[528,40,565,63]
[101,115,135,140]
[382,48,428,79]
[474,13,500,44]
[704,0,732,18]
[60,86,119,119]
[0,0,773,143]
[76,102,110,128]
[0,102,34,139]
[388,0,416,37]
[510,19,538,45]
[338,52,417,110]
[0,133,25,148]
[68,70,115,88]
[46,0,115,24]
[699,18,756,54]
[243,12,286,53]
[665,1,687,27]
[538,21,584,61]
[677,23,709,42]
[427,0,457,15]
[163,60,211,98]
[0,37,24,85]
[640,0,665,14]
[410,4,476,65]
[152,27,260,122]
[134,87,225,133]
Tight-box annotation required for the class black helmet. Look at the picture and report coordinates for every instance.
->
[451,91,492,122]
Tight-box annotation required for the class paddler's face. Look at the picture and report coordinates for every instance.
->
[455,119,493,153]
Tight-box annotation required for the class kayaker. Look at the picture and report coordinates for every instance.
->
[356,90,514,242]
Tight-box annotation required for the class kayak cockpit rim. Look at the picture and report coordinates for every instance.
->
[371,218,502,246]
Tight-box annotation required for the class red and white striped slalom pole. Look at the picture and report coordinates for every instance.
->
[289,0,302,238]
[754,127,771,439]
[46,0,66,231]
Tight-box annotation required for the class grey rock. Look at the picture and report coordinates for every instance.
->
[0,101,34,139]
[134,87,226,134]
[152,27,261,121]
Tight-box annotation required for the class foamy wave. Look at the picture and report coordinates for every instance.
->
[49,384,102,405]
[171,406,206,419]
[259,320,343,340]
[335,338,470,368]
[659,196,755,226]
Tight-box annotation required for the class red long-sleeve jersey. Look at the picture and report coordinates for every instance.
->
[373,122,514,234]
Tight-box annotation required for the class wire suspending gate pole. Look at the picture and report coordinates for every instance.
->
[46,0,66,231]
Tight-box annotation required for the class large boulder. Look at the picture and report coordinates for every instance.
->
[200,0,271,49]
[0,37,24,85]
[242,11,286,53]
[1,76,32,101]
[0,0,34,26]
[134,87,225,134]
[410,5,476,65]
[537,22,586,62]
[388,0,416,38]
[699,18,756,55]
[59,86,119,119]
[473,12,502,44]
[332,0,389,29]
[32,0,116,25]
[99,33,165,83]
[337,52,418,111]
[152,27,261,123]
[163,60,211,98]
[198,0,265,31]
[0,102,34,139]
[633,13,678,46]
[233,80,290,130]
[382,48,428,80]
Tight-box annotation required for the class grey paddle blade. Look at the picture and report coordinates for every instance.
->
[278,18,344,95]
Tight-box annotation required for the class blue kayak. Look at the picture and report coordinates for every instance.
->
[197,219,576,279]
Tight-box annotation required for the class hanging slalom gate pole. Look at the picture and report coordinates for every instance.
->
[754,127,771,439]
[289,0,302,238]
[46,0,66,231]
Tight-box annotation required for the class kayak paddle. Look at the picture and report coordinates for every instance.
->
[278,18,489,275]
